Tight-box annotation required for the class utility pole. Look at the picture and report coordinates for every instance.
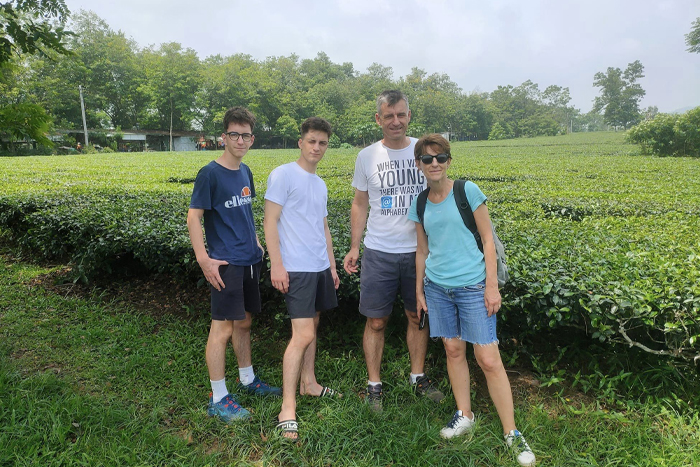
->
[79,85,89,147]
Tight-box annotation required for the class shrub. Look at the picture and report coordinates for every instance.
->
[627,107,700,157]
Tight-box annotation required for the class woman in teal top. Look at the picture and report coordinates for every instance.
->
[408,134,537,467]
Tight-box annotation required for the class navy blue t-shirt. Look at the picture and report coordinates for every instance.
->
[189,161,262,266]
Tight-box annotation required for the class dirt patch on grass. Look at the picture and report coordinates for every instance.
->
[25,266,209,320]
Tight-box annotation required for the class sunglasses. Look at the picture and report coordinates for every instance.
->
[418,153,450,164]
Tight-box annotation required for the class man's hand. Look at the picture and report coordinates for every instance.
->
[198,256,228,291]
[343,248,360,275]
[271,263,290,294]
[331,267,340,289]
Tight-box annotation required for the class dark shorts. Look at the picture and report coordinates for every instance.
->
[210,262,262,321]
[359,248,417,318]
[284,268,338,319]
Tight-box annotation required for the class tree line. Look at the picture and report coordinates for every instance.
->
[6,5,697,150]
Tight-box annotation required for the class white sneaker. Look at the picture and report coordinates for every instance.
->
[505,429,536,466]
[440,410,475,439]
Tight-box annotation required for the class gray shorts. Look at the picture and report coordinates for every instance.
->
[211,262,262,321]
[284,268,338,319]
[359,248,417,318]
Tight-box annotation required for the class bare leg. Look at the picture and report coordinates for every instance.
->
[299,313,323,396]
[231,312,252,368]
[363,316,389,382]
[474,343,516,433]
[405,309,428,374]
[278,317,316,438]
[443,338,473,416]
[206,320,234,381]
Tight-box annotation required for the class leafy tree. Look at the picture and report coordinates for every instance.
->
[275,114,298,148]
[139,42,200,145]
[488,122,509,140]
[686,17,700,53]
[593,60,646,129]
[0,102,53,148]
[0,0,72,65]
[196,53,259,134]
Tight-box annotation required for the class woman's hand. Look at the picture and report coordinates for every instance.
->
[484,284,501,316]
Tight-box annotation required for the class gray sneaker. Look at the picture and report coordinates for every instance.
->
[365,383,383,413]
[505,429,536,466]
[440,410,475,439]
[414,374,445,402]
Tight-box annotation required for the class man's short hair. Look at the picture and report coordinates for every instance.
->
[223,107,256,132]
[414,133,451,159]
[300,117,332,139]
[376,90,409,115]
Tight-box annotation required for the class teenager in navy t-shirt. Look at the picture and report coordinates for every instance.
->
[187,107,281,425]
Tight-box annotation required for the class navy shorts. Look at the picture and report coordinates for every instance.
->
[210,262,262,321]
[359,248,417,318]
[284,268,338,319]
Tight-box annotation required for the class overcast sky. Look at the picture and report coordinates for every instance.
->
[64,0,700,113]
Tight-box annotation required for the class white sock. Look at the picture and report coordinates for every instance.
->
[410,373,425,384]
[368,380,382,387]
[239,365,255,386]
[210,378,228,403]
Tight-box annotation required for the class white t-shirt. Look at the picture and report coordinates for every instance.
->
[351,138,426,253]
[265,161,330,272]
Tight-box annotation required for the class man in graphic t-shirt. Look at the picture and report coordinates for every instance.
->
[187,107,281,424]
[343,90,444,412]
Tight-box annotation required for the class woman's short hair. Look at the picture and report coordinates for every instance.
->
[414,133,451,159]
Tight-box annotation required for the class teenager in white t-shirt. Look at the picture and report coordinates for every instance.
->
[342,90,444,412]
[264,117,341,440]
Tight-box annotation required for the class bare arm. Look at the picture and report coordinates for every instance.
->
[342,188,369,275]
[324,217,340,289]
[473,204,501,316]
[415,221,429,315]
[186,208,228,291]
[263,200,289,293]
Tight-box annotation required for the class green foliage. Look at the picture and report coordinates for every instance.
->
[0,0,72,65]
[686,17,700,54]
[593,60,646,129]
[627,107,700,157]
[488,122,509,140]
[0,102,54,147]
[3,10,598,148]
[1,134,699,365]
[1,258,700,466]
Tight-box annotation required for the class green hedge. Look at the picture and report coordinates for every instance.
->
[1,133,699,367]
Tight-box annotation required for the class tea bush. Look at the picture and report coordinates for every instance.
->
[1,133,699,366]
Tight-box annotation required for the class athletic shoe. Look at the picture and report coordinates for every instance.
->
[366,383,383,413]
[414,374,445,402]
[207,393,250,423]
[505,429,536,466]
[440,410,475,439]
[238,376,282,396]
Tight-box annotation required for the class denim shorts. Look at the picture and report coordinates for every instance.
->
[423,277,499,345]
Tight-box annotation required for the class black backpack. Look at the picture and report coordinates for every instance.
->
[415,179,509,287]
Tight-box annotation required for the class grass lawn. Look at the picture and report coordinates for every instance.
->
[1,255,699,466]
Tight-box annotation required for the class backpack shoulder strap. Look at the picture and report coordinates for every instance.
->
[453,179,483,252]
[416,186,430,226]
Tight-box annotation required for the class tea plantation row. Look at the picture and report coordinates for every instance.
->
[1,132,699,365]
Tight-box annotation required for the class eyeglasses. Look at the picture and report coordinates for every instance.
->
[225,132,253,142]
[418,153,450,164]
